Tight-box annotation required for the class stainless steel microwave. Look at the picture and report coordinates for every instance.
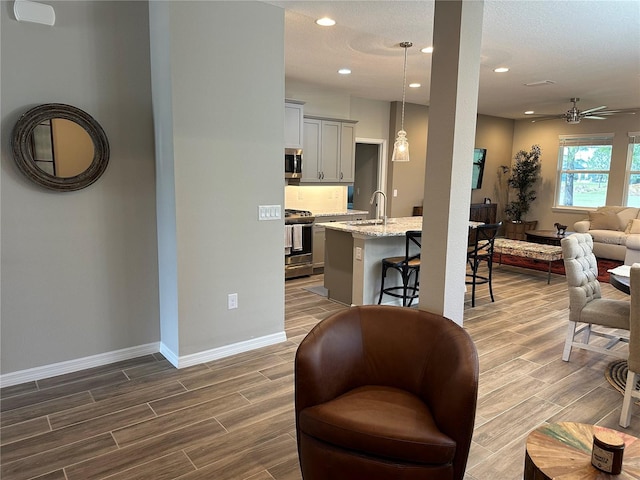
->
[285,148,302,178]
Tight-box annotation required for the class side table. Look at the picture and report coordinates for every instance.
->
[524,422,640,479]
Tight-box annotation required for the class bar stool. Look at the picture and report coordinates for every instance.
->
[466,222,501,307]
[378,230,421,306]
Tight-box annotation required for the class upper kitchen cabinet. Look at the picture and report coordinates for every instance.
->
[284,100,304,149]
[302,116,357,184]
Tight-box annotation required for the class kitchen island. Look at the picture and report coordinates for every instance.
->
[320,217,424,306]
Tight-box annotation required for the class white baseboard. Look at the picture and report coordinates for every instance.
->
[0,343,160,388]
[0,331,289,387]
[171,331,288,368]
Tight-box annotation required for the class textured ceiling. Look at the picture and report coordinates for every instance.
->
[266,0,640,120]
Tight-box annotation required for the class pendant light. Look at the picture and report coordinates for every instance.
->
[392,41,412,162]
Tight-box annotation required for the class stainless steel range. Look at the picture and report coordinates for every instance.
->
[285,209,314,279]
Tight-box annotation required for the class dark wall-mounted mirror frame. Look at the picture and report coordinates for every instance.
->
[12,103,110,192]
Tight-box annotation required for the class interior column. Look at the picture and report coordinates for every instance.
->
[419,0,484,323]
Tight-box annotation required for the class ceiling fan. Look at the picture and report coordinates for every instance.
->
[531,97,638,124]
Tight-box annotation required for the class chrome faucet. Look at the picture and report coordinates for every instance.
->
[369,190,387,226]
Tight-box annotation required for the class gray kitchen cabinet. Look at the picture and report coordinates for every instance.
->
[340,122,356,183]
[313,213,368,271]
[285,100,304,150]
[302,116,357,183]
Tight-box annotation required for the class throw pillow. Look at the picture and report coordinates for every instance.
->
[589,211,620,231]
[627,218,640,234]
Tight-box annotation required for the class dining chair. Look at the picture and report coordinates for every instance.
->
[378,230,421,306]
[560,233,630,361]
[466,222,502,307]
[620,263,640,428]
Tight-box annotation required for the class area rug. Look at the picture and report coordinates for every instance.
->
[303,285,328,297]
[605,359,640,405]
[492,253,622,282]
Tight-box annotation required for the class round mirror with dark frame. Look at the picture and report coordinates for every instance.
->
[12,103,110,192]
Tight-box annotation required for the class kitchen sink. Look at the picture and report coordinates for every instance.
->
[347,219,395,226]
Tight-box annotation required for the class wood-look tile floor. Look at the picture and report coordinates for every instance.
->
[1,266,638,480]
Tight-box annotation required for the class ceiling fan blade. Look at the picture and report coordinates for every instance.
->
[583,116,607,120]
[530,116,562,123]
[593,109,639,115]
[580,105,607,114]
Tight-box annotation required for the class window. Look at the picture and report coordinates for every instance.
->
[627,132,640,207]
[555,134,613,208]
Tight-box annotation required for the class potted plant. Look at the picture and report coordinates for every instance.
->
[503,144,542,239]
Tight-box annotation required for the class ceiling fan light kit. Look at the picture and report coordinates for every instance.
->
[392,41,412,163]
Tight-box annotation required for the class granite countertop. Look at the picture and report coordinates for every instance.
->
[319,217,422,237]
[313,210,369,217]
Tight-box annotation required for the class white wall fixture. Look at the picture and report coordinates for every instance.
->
[14,0,55,26]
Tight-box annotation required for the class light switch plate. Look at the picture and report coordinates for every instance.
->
[258,205,281,220]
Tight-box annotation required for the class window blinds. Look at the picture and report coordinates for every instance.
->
[558,134,613,147]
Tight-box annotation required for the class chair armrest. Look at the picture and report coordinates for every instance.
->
[629,265,640,372]
[574,220,590,233]
[625,234,640,265]
[627,234,640,250]
[294,311,365,415]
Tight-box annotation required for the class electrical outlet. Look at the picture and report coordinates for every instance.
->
[355,247,362,261]
[228,293,238,309]
[393,189,398,197]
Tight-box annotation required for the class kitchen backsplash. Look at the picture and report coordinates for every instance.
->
[285,185,348,213]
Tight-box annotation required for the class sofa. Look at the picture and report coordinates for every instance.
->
[573,206,640,264]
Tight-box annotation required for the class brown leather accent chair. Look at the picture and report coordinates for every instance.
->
[294,305,479,480]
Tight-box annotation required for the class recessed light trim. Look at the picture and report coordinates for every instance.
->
[316,17,336,26]
[421,46,434,53]
[494,67,509,73]
[338,68,351,75]
[409,83,421,88]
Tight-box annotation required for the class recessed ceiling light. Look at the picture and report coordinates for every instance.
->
[316,17,336,26]
[409,83,421,88]
[524,111,535,115]
[338,68,351,75]
[421,46,434,54]
[494,67,509,73]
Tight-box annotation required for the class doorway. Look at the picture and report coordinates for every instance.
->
[352,138,387,218]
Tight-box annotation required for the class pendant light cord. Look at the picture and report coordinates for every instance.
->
[399,42,412,131]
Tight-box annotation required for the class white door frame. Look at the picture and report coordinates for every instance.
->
[355,137,387,218]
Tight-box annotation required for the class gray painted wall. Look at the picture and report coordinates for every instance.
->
[150,1,285,359]
[1,0,285,376]
[1,1,159,373]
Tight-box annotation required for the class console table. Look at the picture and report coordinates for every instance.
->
[469,203,497,224]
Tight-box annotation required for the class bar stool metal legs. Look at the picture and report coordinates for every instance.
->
[377,230,421,307]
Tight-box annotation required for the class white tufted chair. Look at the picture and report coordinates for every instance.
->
[620,263,640,427]
[560,233,630,361]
